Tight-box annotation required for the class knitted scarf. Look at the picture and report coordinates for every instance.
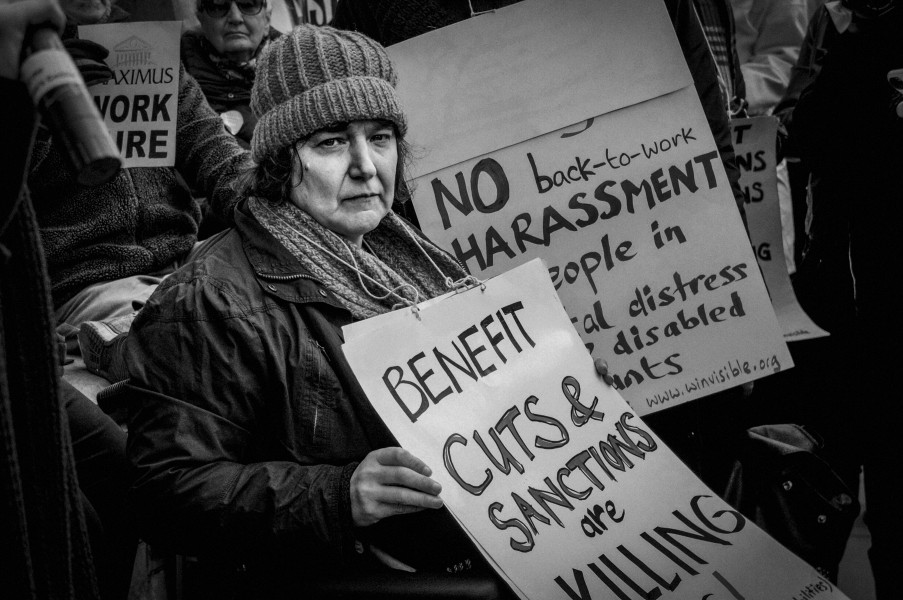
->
[249,197,467,320]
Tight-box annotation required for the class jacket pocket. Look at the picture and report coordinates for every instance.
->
[295,337,342,457]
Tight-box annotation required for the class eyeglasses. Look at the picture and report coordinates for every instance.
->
[200,0,265,18]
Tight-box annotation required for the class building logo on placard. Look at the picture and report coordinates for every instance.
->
[112,36,154,68]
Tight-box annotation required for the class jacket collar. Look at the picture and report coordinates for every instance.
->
[235,199,349,312]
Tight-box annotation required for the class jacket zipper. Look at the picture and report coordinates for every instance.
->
[257,272,318,283]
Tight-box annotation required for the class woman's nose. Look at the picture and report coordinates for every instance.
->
[348,142,377,179]
[226,2,243,22]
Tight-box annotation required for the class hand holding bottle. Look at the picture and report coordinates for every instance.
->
[15,0,121,186]
[0,0,65,79]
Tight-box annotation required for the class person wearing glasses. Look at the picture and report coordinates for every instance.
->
[182,0,280,148]
[28,0,252,384]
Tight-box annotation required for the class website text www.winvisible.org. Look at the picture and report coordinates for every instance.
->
[644,354,782,408]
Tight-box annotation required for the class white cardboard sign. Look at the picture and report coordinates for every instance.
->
[342,259,848,600]
[392,0,792,414]
[731,117,827,341]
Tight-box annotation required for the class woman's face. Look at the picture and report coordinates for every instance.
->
[197,0,271,64]
[289,120,397,247]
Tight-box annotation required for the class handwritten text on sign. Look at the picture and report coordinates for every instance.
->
[731,117,827,341]
[412,88,791,415]
[78,21,180,168]
[395,0,790,414]
[343,259,847,600]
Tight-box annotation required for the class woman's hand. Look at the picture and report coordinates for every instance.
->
[594,357,615,387]
[350,447,443,527]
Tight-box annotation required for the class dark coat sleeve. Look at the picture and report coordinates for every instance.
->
[174,64,252,226]
[124,273,360,565]
[665,0,748,228]
[773,7,830,162]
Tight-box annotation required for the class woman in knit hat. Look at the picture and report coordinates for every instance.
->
[124,24,508,597]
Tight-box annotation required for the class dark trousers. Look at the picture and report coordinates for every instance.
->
[789,175,902,597]
[849,207,901,600]
[63,380,135,600]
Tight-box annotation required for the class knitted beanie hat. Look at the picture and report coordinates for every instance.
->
[250,24,407,162]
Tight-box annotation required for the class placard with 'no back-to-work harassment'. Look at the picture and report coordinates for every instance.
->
[390,0,792,415]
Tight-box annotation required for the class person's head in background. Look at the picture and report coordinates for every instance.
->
[197,0,272,64]
[245,24,413,243]
[59,0,112,24]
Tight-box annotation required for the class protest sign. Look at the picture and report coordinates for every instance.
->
[390,0,791,414]
[343,258,849,600]
[78,21,180,168]
[731,117,827,341]
[271,0,338,27]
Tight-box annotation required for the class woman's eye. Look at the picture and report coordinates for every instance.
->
[371,132,393,143]
[318,137,345,148]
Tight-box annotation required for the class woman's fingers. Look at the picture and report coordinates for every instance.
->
[372,482,444,510]
[374,446,432,476]
[0,0,67,79]
[594,357,615,386]
[350,447,444,527]
[376,464,442,495]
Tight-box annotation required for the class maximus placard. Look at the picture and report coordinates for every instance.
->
[78,21,180,168]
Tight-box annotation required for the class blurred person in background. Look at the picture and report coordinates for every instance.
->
[182,0,280,148]
[776,1,903,596]
[732,0,808,274]
[32,0,251,384]
[2,1,131,598]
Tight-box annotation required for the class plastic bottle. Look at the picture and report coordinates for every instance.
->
[20,27,121,186]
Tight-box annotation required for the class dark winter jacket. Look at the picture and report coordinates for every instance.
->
[125,200,478,595]
[29,64,250,307]
[776,6,903,243]
[788,7,903,178]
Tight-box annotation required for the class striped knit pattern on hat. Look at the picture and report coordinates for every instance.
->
[251,24,406,162]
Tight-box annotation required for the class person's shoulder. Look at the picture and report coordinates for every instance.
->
[142,229,259,321]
